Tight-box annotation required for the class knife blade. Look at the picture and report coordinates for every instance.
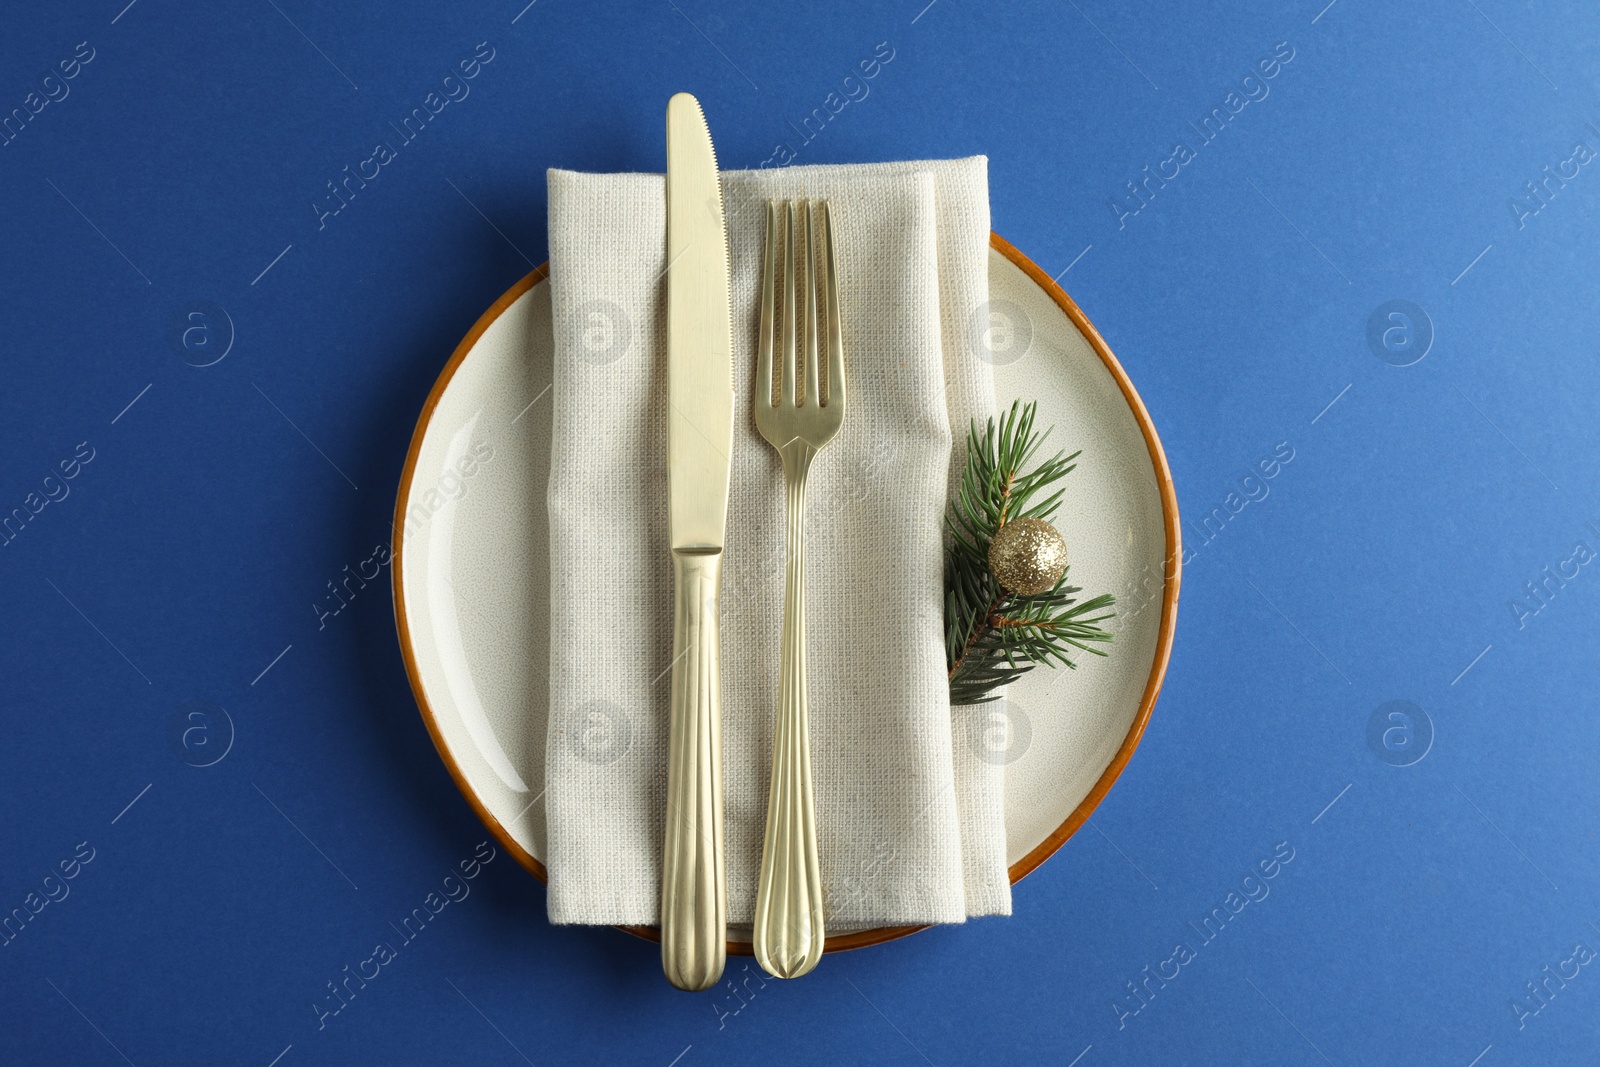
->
[665,94,734,549]
[660,91,732,993]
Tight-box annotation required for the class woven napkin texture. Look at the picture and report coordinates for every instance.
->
[543,157,1008,927]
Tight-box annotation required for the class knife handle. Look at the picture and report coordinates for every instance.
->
[661,547,727,992]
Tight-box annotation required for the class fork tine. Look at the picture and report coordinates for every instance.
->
[820,201,844,410]
[779,201,797,409]
[758,200,777,409]
[802,201,820,410]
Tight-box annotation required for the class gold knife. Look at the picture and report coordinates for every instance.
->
[660,91,734,992]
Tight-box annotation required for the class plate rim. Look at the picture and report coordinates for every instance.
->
[390,233,1181,955]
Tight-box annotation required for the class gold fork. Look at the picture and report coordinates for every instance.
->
[752,199,845,979]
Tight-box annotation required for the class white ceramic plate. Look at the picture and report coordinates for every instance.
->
[393,235,1179,951]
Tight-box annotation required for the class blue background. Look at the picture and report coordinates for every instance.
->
[2,0,1596,1064]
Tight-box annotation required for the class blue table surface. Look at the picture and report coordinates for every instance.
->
[3,1,1598,1063]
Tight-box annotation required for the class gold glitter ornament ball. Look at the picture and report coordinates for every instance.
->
[988,517,1068,595]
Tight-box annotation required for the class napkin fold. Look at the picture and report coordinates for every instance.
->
[544,157,1008,928]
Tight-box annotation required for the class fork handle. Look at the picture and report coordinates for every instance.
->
[754,441,825,979]
[661,548,727,992]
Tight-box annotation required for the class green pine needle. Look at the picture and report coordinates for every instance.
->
[946,400,1116,705]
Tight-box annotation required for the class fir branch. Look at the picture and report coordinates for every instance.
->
[945,400,1116,705]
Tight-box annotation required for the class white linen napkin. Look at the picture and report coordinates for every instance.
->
[543,157,1009,928]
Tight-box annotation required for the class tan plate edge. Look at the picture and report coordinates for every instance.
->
[391,233,1181,958]
[988,233,1182,885]
[393,266,552,887]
